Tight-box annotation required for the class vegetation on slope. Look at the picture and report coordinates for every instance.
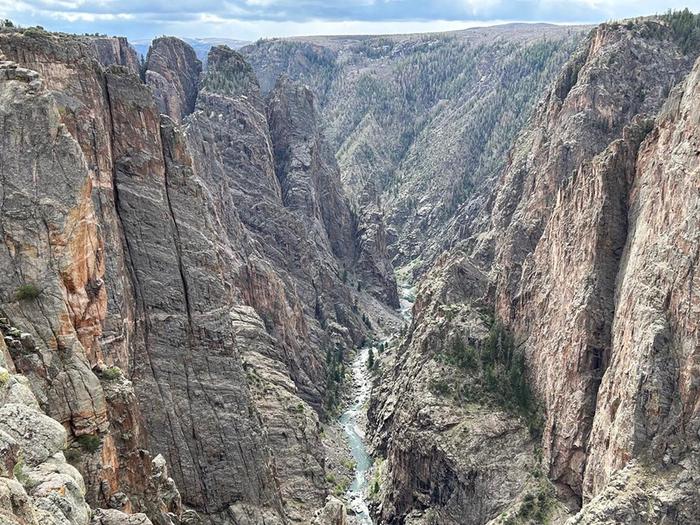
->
[662,8,700,53]
[435,319,543,437]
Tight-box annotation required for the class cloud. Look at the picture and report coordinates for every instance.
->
[2,0,700,40]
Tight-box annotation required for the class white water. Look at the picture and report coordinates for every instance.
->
[339,345,374,523]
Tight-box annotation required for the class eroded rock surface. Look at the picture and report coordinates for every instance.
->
[0,28,399,525]
[368,18,700,524]
[3,14,700,525]
[145,36,202,122]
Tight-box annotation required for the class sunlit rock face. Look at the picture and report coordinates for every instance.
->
[366,19,700,524]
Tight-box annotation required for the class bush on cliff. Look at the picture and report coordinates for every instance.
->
[440,321,543,437]
[77,434,101,453]
[14,284,41,301]
[100,366,122,381]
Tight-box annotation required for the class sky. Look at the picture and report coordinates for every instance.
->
[2,1,700,41]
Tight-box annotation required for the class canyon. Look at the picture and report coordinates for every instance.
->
[0,11,699,525]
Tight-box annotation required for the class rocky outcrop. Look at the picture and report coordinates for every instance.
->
[0,327,106,525]
[478,20,696,506]
[312,496,348,525]
[267,75,399,307]
[92,509,153,525]
[179,46,397,520]
[91,36,140,75]
[145,37,202,122]
[579,49,700,521]
[368,17,700,524]
[242,24,589,273]
[368,253,548,524]
[0,49,190,524]
[0,29,399,525]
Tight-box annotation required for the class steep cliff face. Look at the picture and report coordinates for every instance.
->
[107,65,285,523]
[578,52,700,522]
[482,21,697,508]
[91,36,141,75]
[0,27,399,525]
[267,75,399,307]
[180,46,345,521]
[242,25,589,272]
[0,52,183,525]
[368,253,545,525]
[145,36,202,123]
[3,13,699,525]
[369,18,700,524]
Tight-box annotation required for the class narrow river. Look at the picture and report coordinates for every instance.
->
[339,345,374,523]
[339,280,415,524]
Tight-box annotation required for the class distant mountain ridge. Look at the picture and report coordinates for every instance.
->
[242,22,590,272]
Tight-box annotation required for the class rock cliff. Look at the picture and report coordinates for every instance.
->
[242,24,590,273]
[368,17,700,524]
[145,37,202,123]
[2,13,700,525]
[0,26,398,525]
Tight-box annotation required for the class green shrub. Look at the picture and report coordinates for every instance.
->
[323,345,345,415]
[14,284,41,301]
[13,458,29,485]
[289,403,305,414]
[12,455,40,490]
[332,478,349,496]
[77,434,101,453]
[100,366,122,381]
[517,483,556,522]
[429,378,450,396]
[481,322,542,435]
[447,338,478,369]
[663,8,700,53]
[439,321,543,436]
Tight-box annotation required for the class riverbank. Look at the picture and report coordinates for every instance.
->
[334,275,416,524]
[340,345,374,523]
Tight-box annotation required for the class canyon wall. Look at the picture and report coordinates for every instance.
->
[2,14,700,525]
[368,18,700,524]
[0,26,398,524]
[242,25,589,273]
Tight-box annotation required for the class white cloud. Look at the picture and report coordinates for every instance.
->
[3,0,700,40]
[176,17,508,40]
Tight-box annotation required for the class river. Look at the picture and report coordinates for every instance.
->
[339,345,374,523]
[339,280,415,524]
